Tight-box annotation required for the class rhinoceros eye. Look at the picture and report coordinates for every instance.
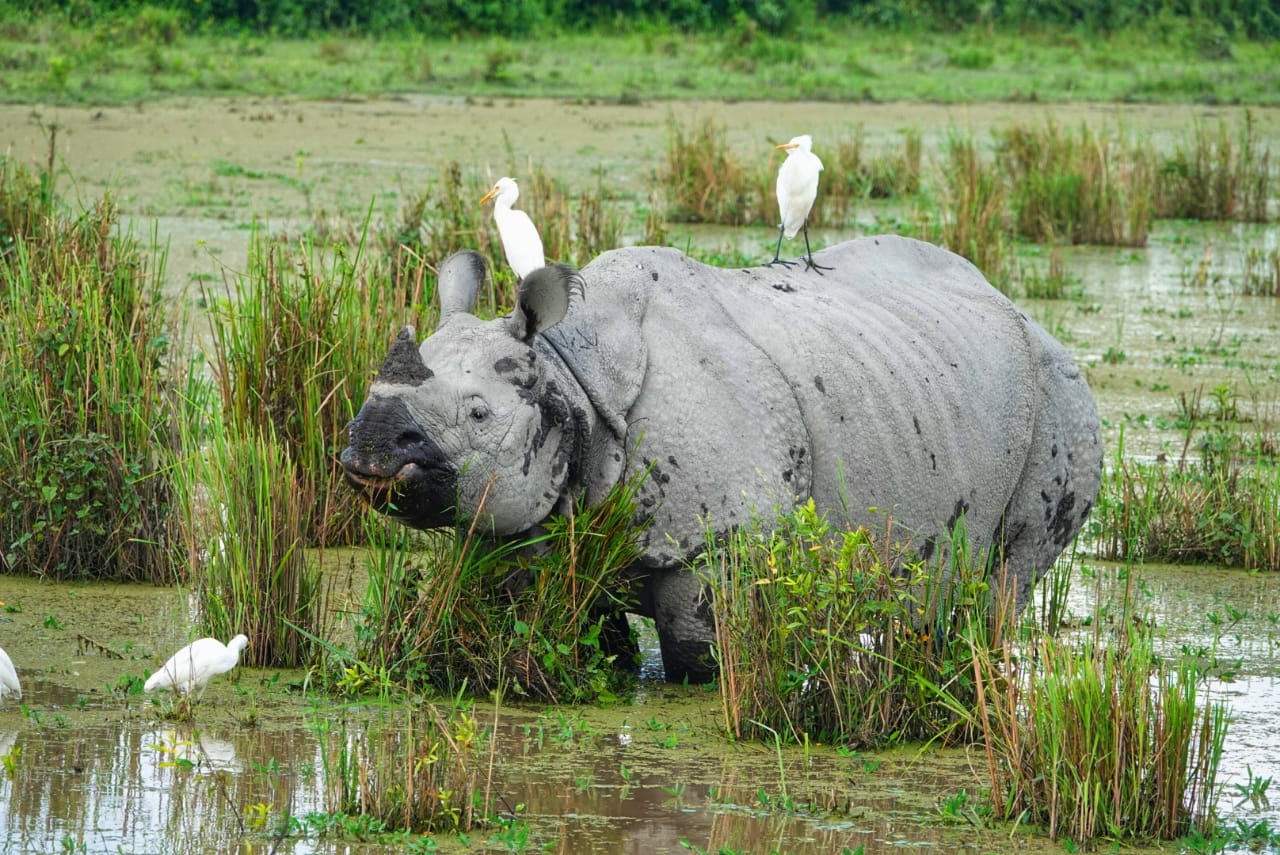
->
[469,403,489,423]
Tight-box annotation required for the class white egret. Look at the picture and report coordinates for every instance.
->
[768,134,831,274]
[480,176,545,280]
[0,645,20,701]
[144,634,249,700]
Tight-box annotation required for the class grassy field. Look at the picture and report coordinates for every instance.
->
[2,14,1280,106]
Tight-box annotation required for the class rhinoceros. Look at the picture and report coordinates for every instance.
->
[341,236,1102,682]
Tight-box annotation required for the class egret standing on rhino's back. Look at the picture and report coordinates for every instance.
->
[481,176,545,281]
[769,134,830,274]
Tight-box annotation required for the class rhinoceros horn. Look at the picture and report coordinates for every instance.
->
[374,326,431,386]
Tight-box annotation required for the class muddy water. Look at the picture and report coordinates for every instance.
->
[1,564,1278,853]
[1,97,1280,852]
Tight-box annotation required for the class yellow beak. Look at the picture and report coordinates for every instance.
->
[776,142,798,151]
[479,186,500,205]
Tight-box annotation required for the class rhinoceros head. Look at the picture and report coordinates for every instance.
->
[341,251,583,535]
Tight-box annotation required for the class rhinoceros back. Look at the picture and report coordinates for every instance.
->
[547,236,1099,598]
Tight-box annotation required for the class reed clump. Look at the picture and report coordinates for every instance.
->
[925,132,1013,290]
[355,472,648,703]
[0,156,182,581]
[172,414,329,668]
[1093,428,1280,571]
[1157,112,1272,223]
[997,120,1154,247]
[204,229,425,547]
[971,621,1228,846]
[317,704,487,835]
[705,500,1007,748]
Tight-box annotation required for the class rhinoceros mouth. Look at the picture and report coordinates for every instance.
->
[340,457,459,529]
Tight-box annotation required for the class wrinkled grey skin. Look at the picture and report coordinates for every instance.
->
[341,237,1102,682]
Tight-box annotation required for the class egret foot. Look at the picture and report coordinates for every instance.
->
[801,227,831,275]
[768,226,797,268]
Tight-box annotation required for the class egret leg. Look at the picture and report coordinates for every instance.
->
[767,225,795,268]
[801,225,832,274]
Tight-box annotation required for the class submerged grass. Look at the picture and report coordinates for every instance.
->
[313,704,489,836]
[0,155,182,582]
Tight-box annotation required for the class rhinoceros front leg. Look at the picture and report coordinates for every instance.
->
[645,568,717,684]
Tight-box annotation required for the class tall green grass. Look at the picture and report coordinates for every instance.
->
[705,501,1009,748]
[997,120,1154,246]
[204,228,424,547]
[355,471,648,703]
[0,156,182,581]
[925,132,1013,289]
[316,704,488,835]
[1157,111,1272,223]
[1093,427,1280,571]
[171,412,328,667]
[971,620,1228,845]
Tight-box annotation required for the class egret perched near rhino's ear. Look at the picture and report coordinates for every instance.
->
[480,176,546,281]
[0,644,21,701]
[768,134,831,274]
[144,634,249,701]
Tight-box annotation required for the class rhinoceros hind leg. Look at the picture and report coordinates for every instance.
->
[647,569,718,684]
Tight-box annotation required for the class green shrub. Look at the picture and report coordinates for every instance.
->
[705,500,1009,748]
[0,157,182,581]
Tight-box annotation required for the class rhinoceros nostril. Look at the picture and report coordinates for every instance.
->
[396,429,428,450]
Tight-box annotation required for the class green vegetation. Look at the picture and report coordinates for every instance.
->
[353,470,649,704]
[203,228,423,548]
[706,500,1002,748]
[3,9,1280,105]
[972,623,1228,845]
[311,704,488,837]
[0,157,182,581]
[1094,426,1280,571]
[706,500,1232,848]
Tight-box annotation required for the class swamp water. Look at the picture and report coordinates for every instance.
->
[1,98,1279,852]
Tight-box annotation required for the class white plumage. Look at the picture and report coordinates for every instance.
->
[144,634,249,698]
[480,176,545,280]
[769,134,831,273]
[0,646,20,701]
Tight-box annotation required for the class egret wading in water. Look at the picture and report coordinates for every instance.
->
[480,176,545,281]
[145,634,249,702]
[768,134,831,274]
[0,644,20,702]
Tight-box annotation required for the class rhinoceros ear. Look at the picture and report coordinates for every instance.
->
[437,250,487,326]
[506,263,582,342]
[375,326,433,386]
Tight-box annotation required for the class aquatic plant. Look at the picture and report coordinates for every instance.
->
[0,155,182,582]
[997,120,1154,247]
[203,227,424,547]
[1093,426,1280,572]
[316,703,488,835]
[704,500,1015,748]
[171,414,329,668]
[925,132,1013,291]
[354,470,649,703]
[1157,112,1272,223]
[970,613,1228,846]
